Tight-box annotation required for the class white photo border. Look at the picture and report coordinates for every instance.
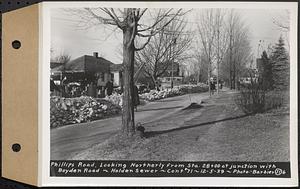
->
[39,1,298,187]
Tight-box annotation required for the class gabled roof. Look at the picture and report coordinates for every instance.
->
[50,62,63,69]
[110,63,124,72]
[51,55,116,73]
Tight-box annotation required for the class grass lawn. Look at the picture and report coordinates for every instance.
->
[72,90,290,162]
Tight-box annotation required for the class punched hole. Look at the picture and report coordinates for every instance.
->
[12,143,21,152]
[12,40,21,49]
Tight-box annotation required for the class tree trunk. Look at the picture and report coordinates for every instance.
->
[217,62,219,94]
[217,27,220,94]
[208,60,211,96]
[197,68,200,84]
[232,60,236,89]
[122,27,135,136]
[229,34,233,90]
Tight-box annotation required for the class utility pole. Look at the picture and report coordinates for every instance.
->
[208,56,211,97]
[61,62,66,97]
[171,60,174,88]
[197,66,200,84]
[232,36,236,90]
[171,38,177,89]
[229,33,233,90]
[257,41,261,58]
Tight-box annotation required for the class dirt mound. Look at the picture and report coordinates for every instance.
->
[182,102,203,110]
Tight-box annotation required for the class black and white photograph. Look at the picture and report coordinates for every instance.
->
[46,1,297,185]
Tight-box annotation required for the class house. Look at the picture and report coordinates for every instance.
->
[110,63,124,87]
[256,58,264,77]
[50,61,63,69]
[157,61,184,88]
[51,52,123,87]
[238,67,259,85]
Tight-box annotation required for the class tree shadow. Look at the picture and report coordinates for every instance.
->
[144,113,252,138]
[155,98,182,103]
[137,106,184,112]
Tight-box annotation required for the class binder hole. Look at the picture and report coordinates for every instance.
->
[12,143,21,152]
[12,40,21,49]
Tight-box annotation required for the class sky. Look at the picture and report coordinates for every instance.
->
[51,7,289,64]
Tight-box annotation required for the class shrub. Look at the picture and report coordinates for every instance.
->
[178,83,209,94]
[50,96,121,128]
[235,80,284,114]
[264,92,284,111]
[139,89,183,101]
[235,82,266,114]
[139,84,209,102]
[104,93,123,107]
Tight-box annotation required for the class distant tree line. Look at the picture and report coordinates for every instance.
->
[191,9,252,94]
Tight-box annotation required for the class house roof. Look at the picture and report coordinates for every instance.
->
[51,55,117,73]
[50,62,63,69]
[110,63,123,72]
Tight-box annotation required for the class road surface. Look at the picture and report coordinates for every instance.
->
[51,92,210,160]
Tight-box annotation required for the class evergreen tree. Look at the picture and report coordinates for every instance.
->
[270,36,289,90]
[260,51,273,90]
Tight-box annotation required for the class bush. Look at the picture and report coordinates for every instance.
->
[139,84,209,102]
[264,92,284,111]
[235,82,266,114]
[104,93,123,107]
[139,89,183,101]
[178,83,209,94]
[50,96,121,128]
[235,81,284,114]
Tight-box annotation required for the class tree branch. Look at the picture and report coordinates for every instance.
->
[136,9,186,38]
[137,9,174,32]
[99,8,124,29]
[85,8,118,26]
[134,33,153,51]
[127,19,137,48]
[137,8,148,21]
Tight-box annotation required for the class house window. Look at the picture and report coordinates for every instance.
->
[100,73,104,82]
[111,73,114,81]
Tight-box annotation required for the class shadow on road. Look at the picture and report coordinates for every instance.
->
[138,106,184,112]
[144,113,252,138]
[155,98,183,103]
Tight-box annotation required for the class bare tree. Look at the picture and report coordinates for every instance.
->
[272,10,290,32]
[196,9,218,96]
[213,9,228,94]
[223,10,252,89]
[55,52,71,64]
[195,9,251,90]
[226,10,237,89]
[191,45,208,83]
[233,27,252,83]
[272,10,290,51]
[134,18,192,87]
[68,7,186,136]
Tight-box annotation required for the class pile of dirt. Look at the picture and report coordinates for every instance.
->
[182,102,203,110]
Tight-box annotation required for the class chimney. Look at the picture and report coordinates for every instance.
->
[93,52,98,58]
